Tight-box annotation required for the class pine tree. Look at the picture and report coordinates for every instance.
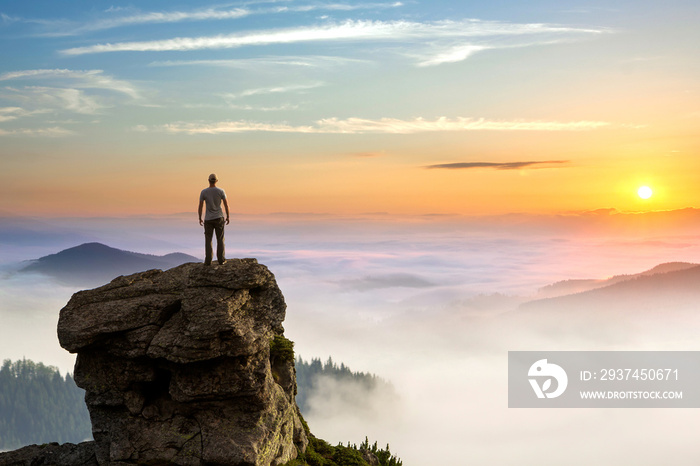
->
[0,359,92,450]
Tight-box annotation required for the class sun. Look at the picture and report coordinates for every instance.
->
[637,186,653,199]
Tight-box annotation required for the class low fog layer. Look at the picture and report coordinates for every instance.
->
[3,212,700,464]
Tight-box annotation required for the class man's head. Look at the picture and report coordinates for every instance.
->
[208,173,218,185]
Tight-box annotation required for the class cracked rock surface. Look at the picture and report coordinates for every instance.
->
[54,259,307,466]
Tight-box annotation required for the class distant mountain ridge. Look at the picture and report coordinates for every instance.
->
[521,262,700,315]
[535,262,699,299]
[21,242,200,286]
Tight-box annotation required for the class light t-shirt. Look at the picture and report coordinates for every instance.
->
[200,187,227,221]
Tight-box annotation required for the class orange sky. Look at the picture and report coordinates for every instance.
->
[2,119,696,218]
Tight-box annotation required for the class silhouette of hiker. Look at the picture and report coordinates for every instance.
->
[198,173,230,265]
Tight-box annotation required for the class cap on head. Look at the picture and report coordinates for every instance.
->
[208,173,218,182]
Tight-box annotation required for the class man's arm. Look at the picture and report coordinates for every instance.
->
[198,199,204,226]
[223,198,230,225]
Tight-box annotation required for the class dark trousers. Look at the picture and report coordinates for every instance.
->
[203,217,226,265]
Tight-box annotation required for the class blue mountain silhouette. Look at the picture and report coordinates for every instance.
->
[21,242,199,286]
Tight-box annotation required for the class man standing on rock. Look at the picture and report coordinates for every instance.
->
[198,173,230,265]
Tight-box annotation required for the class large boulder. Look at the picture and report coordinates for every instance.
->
[0,442,97,466]
[55,259,307,466]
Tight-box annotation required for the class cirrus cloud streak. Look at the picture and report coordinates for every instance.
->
[37,2,405,36]
[60,19,605,57]
[425,161,570,170]
[143,117,612,135]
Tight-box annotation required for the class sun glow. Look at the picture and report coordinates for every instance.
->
[638,186,653,199]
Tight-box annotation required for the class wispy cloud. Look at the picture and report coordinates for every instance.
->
[0,127,75,137]
[0,69,141,116]
[0,69,140,99]
[72,7,250,34]
[149,55,369,69]
[417,45,489,67]
[223,82,324,100]
[59,20,409,55]
[414,34,605,67]
[317,117,611,133]
[59,19,606,62]
[0,107,25,122]
[349,151,388,158]
[0,106,53,122]
[2,86,105,115]
[35,87,102,114]
[1,13,20,24]
[183,103,300,112]
[145,116,612,135]
[0,12,69,27]
[425,161,570,170]
[28,8,249,37]
[272,2,404,13]
[36,2,404,36]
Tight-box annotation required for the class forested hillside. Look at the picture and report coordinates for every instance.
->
[0,359,91,451]
[0,357,395,453]
[296,356,395,414]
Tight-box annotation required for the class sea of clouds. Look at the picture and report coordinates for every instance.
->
[3,212,700,464]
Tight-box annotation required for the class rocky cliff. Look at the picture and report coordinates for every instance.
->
[1,259,308,466]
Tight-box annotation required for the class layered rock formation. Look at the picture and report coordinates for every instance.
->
[37,259,306,465]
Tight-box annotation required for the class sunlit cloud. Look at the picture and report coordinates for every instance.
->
[147,117,612,135]
[316,117,612,133]
[157,121,311,134]
[425,161,570,170]
[59,19,606,61]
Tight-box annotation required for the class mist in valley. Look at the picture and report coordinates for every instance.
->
[3,212,700,464]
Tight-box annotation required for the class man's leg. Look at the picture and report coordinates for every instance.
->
[215,217,226,264]
[203,220,215,265]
